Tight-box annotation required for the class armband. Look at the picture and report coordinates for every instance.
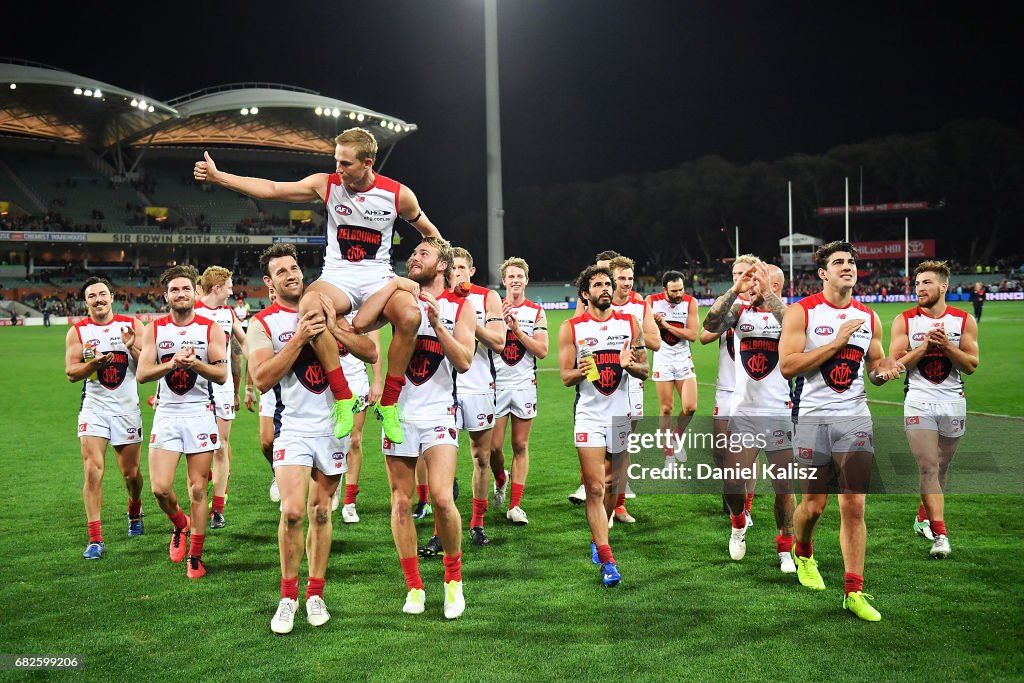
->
[486,317,504,323]
[405,211,423,224]
[211,359,228,365]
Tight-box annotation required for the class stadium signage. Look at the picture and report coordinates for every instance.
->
[107,234,256,245]
[0,231,87,242]
[816,201,930,216]
[851,239,936,259]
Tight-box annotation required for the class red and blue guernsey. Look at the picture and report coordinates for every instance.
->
[791,293,874,418]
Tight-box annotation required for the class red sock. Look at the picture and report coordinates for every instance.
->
[281,576,299,600]
[931,519,948,536]
[596,544,616,565]
[615,493,626,509]
[327,367,353,400]
[88,520,103,543]
[510,482,525,509]
[730,514,747,530]
[495,469,507,488]
[443,552,463,583]
[306,576,325,599]
[776,534,794,553]
[844,572,864,595]
[795,539,813,558]
[917,503,928,522]
[471,498,488,527]
[400,556,423,590]
[416,485,429,505]
[169,508,189,530]
[745,492,754,513]
[128,499,142,517]
[212,495,225,514]
[344,484,359,506]
[380,374,405,406]
[188,533,205,559]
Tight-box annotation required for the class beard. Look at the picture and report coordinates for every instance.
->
[589,297,611,312]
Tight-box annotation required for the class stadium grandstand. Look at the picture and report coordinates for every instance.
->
[0,58,418,320]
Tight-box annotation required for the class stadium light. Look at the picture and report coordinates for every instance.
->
[332,108,340,117]
[9,83,16,90]
[147,105,154,113]
[73,87,83,95]
[84,89,93,97]
[356,113,364,122]
[315,106,323,116]
[131,98,138,107]
[93,89,102,98]
[379,120,388,128]
[348,112,356,120]
[241,108,249,115]
[138,100,147,110]
[250,107,259,114]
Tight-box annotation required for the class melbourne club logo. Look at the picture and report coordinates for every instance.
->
[406,335,444,386]
[292,346,329,393]
[819,345,863,392]
[740,337,779,381]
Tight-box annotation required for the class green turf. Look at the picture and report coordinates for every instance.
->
[0,302,1021,681]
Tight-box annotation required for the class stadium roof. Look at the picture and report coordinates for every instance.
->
[0,59,417,155]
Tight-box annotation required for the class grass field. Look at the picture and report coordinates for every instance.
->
[1,301,1022,681]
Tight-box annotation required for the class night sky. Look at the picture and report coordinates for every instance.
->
[5,1,1022,230]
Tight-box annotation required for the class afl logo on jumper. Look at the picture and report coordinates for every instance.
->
[334,205,352,216]
[279,331,294,343]
[814,326,834,336]
[161,353,198,394]
[407,335,445,386]
[292,346,329,393]
[158,340,174,350]
[819,345,863,392]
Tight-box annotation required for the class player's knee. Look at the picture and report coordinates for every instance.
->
[839,498,865,521]
[511,440,529,457]
[187,480,207,503]
[297,289,320,315]
[801,498,826,518]
[151,483,173,501]
[472,450,490,468]
[391,491,411,515]
[585,480,605,499]
[311,504,331,526]
[431,492,454,515]
[681,402,697,416]
[282,504,305,527]
[659,405,673,416]
[393,300,421,333]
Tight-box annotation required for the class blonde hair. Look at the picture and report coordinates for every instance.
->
[334,127,378,161]
[199,265,232,292]
[500,256,529,280]
[451,246,473,268]
[607,255,635,273]
[735,253,760,267]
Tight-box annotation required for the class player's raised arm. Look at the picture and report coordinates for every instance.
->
[516,308,549,359]
[640,300,661,352]
[194,151,327,203]
[476,289,507,353]
[398,185,441,238]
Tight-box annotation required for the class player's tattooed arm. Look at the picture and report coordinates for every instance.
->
[702,288,742,334]
[762,291,786,323]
